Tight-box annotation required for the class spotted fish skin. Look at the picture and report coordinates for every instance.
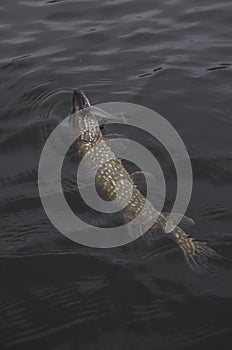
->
[73,90,219,273]
[75,109,157,228]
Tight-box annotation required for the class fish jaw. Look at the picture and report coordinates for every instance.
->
[72,89,91,113]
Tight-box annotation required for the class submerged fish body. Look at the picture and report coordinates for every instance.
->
[72,89,219,273]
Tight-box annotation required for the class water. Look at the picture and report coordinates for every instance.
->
[0,0,232,349]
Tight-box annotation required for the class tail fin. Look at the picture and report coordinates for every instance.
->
[180,240,221,273]
[171,231,221,273]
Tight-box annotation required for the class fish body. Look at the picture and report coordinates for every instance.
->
[72,89,219,272]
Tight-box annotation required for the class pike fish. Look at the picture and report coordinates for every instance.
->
[72,89,219,273]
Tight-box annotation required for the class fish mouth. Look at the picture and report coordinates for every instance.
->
[72,89,91,113]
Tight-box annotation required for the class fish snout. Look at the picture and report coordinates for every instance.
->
[72,89,91,113]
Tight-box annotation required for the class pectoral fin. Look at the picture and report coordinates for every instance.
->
[103,133,127,140]
[91,106,125,120]
[130,171,155,186]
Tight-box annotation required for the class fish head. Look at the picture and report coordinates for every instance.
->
[72,89,91,113]
[72,90,101,150]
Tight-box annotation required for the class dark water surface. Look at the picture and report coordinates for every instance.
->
[0,0,232,349]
